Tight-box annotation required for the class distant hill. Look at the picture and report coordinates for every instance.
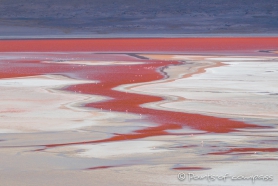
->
[0,0,277,38]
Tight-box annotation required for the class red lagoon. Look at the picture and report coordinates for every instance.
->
[1,37,278,52]
[0,38,277,148]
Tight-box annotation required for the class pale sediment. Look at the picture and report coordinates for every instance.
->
[131,55,278,121]
[0,74,138,133]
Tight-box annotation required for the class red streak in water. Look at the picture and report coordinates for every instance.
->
[176,145,198,148]
[209,148,278,155]
[86,166,115,170]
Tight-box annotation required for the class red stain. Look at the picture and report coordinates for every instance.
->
[209,148,278,155]
[176,145,198,148]
[173,167,211,171]
[86,166,115,170]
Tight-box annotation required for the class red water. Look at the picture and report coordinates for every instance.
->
[1,38,278,52]
[209,148,278,155]
[0,38,276,149]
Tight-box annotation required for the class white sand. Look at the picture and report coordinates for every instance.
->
[45,140,170,158]
[132,55,278,120]
[0,75,108,133]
